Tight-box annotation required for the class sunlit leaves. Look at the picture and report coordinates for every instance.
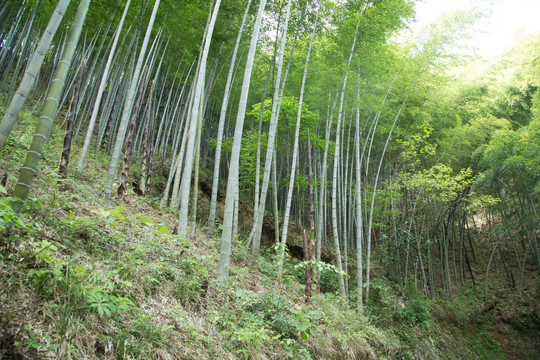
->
[398,164,474,203]
[478,117,540,194]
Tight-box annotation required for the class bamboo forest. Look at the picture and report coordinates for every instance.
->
[0,0,539,358]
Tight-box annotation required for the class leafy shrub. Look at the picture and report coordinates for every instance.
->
[27,240,68,296]
[366,278,395,325]
[115,314,176,357]
[293,259,345,295]
[243,291,317,341]
[86,288,135,318]
[246,293,297,339]
[396,297,431,327]
[175,256,209,303]
[466,331,506,360]
[0,185,29,233]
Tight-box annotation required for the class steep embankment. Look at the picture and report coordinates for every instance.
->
[1,109,538,359]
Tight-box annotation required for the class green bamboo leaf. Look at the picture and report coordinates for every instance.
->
[138,215,155,226]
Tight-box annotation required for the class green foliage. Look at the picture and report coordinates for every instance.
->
[465,331,507,360]
[236,96,321,190]
[441,114,511,167]
[230,319,275,356]
[397,119,437,162]
[246,96,320,149]
[27,240,68,295]
[243,291,317,340]
[294,259,348,294]
[473,117,539,256]
[91,206,127,226]
[26,240,137,321]
[493,84,537,129]
[0,185,29,232]
[15,325,61,354]
[86,288,135,318]
[114,314,177,357]
[0,188,206,357]
[294,259,348,277]
[432,291,478,329]
[282,337,313,359]
[478,117,540,194]
[175,255,209,303]
[83,206,171,236]
[366,278,431,331]
[398,164,473,203]
[214,285,316,359]
[395,296,431,328]
[366,278,395,324]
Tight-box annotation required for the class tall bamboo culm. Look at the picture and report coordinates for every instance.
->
[0,0,71,150]
[12,0,91,213]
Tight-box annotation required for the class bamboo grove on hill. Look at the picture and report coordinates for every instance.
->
[0,0,538,309]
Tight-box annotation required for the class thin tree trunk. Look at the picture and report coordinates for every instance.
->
[365,86,410,303]
[278,5,319,275]
[233,183,239,239]
[355,67,364,311]
[331,88,346,298]
[178,0,222,238]
[140,80,155,194]
[272,148,280,245]
[77,0,132,171]
[190,88,205,236]
[58,63,85,178]
[117,71,148,197]
[251,0,292,256]
[254,70,271,220]
[99,76,125,150]
[316,94,337,288]
[330,12,363,298]
[105,0,160,197]
[208,0,252,231]
[217,0,267,286]
[305,130,316,303]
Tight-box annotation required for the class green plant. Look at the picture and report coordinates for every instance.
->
[396,297,431,327]
[293,314,314,340]
[86,288,135,318]
[60,211,104,248]
[293,259,348,294]
[15,325,60,353]
[133,213,170,235]
[366,278,395,325]
[234,321,273,346]
[27,240,67,295]
[0,185,28,231]
[115,314,176,357]
[87,290,116,317]
[466,331,507,360]
[175,255,209,303]
[91,206,127,226]
[282,338,312,359]
[242,291,317,341]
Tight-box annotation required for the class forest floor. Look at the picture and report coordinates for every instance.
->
[0,105,539,359]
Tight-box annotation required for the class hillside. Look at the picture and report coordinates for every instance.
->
[0,113,538,359]
[1,0,540,358]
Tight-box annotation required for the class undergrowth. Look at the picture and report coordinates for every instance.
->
[0,102,537,359]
